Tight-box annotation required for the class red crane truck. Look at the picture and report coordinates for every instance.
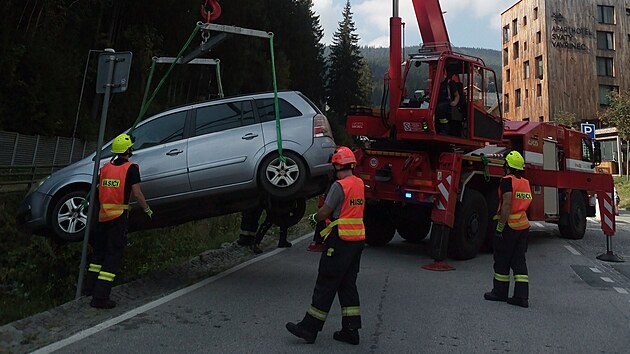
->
[346,0,616,266]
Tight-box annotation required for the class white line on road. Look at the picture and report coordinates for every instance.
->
[31,233,314,354]
[601,277,614,283]
[590,267,602,273]
[534,222,544,228]
[614,287,629,294]
[564,245,581,256]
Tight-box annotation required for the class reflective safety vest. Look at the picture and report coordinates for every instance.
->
[497,175,533,230]
[98,161,133,222]
[320,175,365,241]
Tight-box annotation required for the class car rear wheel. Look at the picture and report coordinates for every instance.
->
[259,151,307,199]
[51,190,89,242]
[266,198,306,229]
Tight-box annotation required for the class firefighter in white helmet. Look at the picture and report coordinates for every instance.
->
[484,150,532,308]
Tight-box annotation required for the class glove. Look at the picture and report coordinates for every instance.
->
[308,213,317,229]
[495,222,505,239]
[144,207,153,219]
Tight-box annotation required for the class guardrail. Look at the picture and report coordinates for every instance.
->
[0,165,68,191]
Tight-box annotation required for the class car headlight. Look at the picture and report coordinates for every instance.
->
[27,175,50,195]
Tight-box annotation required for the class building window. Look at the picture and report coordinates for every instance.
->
[536,31,541,43]
[513,42,519,59]
[506,69,511,82]
[534,7,538,19]
[524,41,528,51]
[504,94,510,112]
[535,56,543,79]
[503,48,509,65]
[525,89,529,99]
[503,25,510,43]
[536,83,542,97]
[599,85,618,105]
[512,19,518,35]
[597,5,615,24]
[523,16,527,26]
[597,31,614,49]
[515,89,522,107]
[596,57,614,77]
[524,61,530,78]
[626,8,630,16]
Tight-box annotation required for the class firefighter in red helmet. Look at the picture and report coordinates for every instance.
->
[286,146,366,345]
[484,150,532,308]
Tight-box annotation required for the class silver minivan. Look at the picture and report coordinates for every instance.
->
[17,91,336,241]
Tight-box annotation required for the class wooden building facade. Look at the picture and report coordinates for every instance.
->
[501,0,630,124]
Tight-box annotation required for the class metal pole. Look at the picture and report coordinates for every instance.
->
[32,135,40,165]
[10,133,19,165]
[75,50,117,300]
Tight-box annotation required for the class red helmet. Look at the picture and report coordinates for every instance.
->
[331,146,356,165]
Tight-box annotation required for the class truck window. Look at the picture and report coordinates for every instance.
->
[582,137,593,162]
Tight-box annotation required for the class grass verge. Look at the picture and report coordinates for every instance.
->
[614,176,630,209]
[0,191,317,326]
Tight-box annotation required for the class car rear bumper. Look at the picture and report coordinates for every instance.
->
[16,191,50,234]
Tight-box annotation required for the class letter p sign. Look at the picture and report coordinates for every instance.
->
[580,123,596,140]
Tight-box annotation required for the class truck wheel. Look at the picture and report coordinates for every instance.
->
[364,203,395,246]
[559,191,586,240]
[396,205,431,243]
[259,151,307,200]
[449,189,488,260]
[51,190,90,242]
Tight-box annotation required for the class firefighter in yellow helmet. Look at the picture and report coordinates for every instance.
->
[85,133,152,309]
[484,150,533,308]
[286,146,365,345]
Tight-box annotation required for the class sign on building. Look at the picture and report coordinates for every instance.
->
[581,123,596,140]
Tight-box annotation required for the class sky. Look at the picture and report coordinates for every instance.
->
[312,0,512,50]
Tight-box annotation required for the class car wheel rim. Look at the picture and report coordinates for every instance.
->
[57,197,88,234]
[265,157,300,188]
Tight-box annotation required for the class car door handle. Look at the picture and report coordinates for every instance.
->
[242,133,259,140]
[166,149,184,156]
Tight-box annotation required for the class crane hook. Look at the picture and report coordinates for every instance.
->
[201,0,221,23]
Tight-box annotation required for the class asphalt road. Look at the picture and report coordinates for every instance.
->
[38,215,630,354]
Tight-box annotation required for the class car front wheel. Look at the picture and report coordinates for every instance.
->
[259,151,307,199]
[51,190,90,242]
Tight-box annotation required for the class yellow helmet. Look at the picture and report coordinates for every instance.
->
[111,134,133,154]
[505,150,525,170]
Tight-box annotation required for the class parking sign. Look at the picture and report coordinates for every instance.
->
[580,123,596,140]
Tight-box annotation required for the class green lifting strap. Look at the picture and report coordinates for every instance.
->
[269,34,284,162]
[130,23,202,135]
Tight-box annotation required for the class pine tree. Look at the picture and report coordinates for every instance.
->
[326,0,372,122]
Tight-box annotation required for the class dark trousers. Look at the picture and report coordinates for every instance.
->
[86,216,128,300]
[492,226,529,299]
[254,216,288,245]
[301,230,365,331]
[241,206,264,234]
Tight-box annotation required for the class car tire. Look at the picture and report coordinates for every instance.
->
[266,198,306,229]
[259,151,307,199]
[51,190,90,242]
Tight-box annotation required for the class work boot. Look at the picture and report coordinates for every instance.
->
[278,240,292,248]
[286,322,317,344]
[333,328,359,345]
[484,291,508,302]
[251,244,263,254]
[237,234,255,246]
[90,298,116,309]
[307,243,324,252]
[507,297,529,308]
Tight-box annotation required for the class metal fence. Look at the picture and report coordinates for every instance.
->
[0,131,96,166]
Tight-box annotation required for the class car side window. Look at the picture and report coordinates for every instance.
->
[132,111,187,150]
[256,98,302,122]
[195,101,254,136]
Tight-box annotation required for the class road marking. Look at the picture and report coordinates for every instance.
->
[534,222,544,228]
[590,267,602,273]
[31,233,314,354]
[564,245,581,256]
[601,277,614,283]
[614,287,629,294]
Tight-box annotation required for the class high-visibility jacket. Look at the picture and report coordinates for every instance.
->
[98,161,133,222]
[497,175,533,230]
[320,175,365,241]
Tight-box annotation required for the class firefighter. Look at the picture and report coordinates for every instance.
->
[86,134,152,309]
[286,146,365,345]
[484,150,533,308]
